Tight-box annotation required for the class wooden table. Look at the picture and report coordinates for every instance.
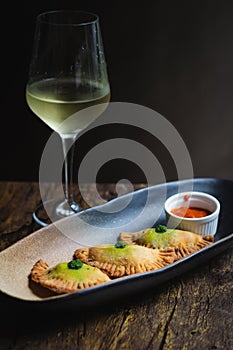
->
[0,182,232,350]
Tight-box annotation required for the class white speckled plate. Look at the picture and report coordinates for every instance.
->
[0,178,232,311]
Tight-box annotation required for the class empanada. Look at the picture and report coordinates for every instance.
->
[30,259,111,294]
[119,227,214,260]
[74,243,176,277]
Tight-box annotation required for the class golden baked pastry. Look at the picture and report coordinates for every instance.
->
[30,258,111,294]
[74,243,176,277]
[119,226,214,260]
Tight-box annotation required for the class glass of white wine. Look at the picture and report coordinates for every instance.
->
[26,10,110,226]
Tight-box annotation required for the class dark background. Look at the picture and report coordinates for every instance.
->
[2,0,233,183]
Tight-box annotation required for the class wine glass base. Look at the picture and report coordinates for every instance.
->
[33,199,82,227]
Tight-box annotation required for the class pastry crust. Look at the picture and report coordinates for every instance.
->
[119,228,214,260]
[74,244,176,277]
[30,259,111,294]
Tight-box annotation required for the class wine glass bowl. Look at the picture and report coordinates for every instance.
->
[26,10,110,225]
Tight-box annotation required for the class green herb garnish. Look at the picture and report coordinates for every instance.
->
[115,240,127,248]
[155,225,167,233]
[68,259,83,270]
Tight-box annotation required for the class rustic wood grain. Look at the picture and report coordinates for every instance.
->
[0,182,232,350]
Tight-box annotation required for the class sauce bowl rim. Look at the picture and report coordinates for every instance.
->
[164,191,221,222]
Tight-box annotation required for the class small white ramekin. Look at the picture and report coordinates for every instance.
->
[164,191,220,236]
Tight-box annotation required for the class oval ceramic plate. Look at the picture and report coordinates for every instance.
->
[0,178,232,312]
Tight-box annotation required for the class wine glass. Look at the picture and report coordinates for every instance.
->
[26,10,110,226]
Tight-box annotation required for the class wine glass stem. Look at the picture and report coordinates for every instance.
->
[61,135,76,206]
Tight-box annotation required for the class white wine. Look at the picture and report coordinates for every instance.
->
[26,78,110,135]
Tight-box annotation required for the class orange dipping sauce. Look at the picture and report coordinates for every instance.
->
[171,206,211,218]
